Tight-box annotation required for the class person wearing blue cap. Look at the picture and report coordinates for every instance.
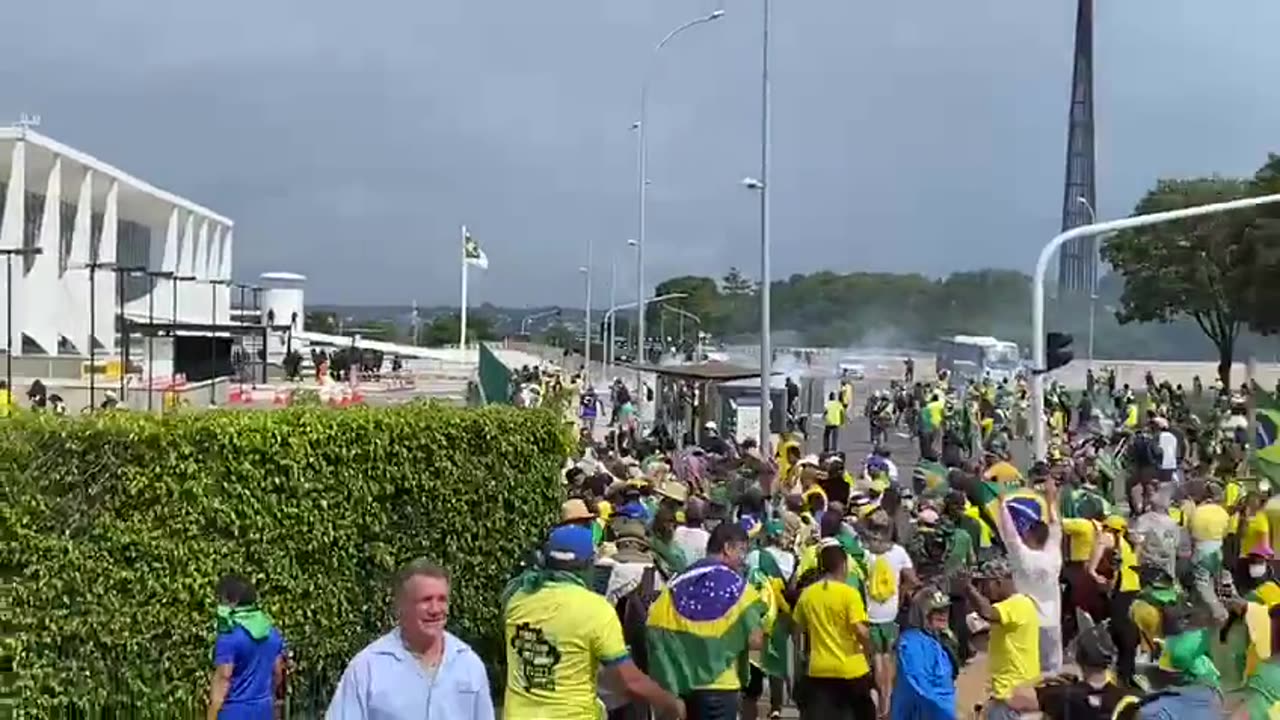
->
[503,525,684,720]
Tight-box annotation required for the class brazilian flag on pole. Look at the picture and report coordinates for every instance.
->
[463,227,489,269]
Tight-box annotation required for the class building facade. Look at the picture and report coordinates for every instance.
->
[0,126,234,366]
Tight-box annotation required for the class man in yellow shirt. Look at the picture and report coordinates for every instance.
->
[964,558,1040,720]
[823,392,845,453]
[503,525,684,720]
[792,541,875,720]
[982,451,1023,486]
[0,380,13,418]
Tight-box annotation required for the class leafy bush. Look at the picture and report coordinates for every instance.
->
[1,403,571,715]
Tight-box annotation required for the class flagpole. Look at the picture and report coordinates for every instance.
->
[459,225,469,348]
[1247,355,1258,473]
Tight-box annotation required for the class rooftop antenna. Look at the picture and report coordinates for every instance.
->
[16,113,41,130]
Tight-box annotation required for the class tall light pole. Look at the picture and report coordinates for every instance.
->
[1077,196,1099,368]
[737,0,776,457]
[1,247,41,397]
[579,261,592,380]
[635,8,725,384]
[147,270,174,412]
[114,266,150,405]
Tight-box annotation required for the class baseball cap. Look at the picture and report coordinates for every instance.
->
[545,525,595,565]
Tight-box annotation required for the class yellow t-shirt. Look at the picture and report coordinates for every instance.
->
[504,582,630,719]
[984,461,1023,486]
[1240,512,1272,558]
[1190,503,1230,542]
[793,578,871,679]
[1062,518,1098,564]
[989,594,1041,700]
[825,400,844,427]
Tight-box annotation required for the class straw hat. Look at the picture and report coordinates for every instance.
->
[560,498,596,523]
[657,480,689,504]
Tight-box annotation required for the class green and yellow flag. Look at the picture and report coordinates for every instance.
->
[1256,405,1280,483]
[646,561,767,696]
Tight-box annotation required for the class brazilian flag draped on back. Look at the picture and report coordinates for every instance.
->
[748,548,791,679]
[646,560,768,696]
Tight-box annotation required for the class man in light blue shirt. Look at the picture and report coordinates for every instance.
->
[326,559,494,720]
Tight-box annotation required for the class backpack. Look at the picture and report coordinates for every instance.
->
[867,553,898,603]
[617,567,662,672]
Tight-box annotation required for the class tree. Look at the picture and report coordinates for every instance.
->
[419,313,497,347]
[357,319,400,342]
[538,323,575,348]
[1102,176,1272,386]
[653,275,723,336]
[721,267,755,296]
[1248,154,1280,336]
[305,311,339,334]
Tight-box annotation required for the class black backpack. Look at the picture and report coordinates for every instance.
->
[617,567,663,672]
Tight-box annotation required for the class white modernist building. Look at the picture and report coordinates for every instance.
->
[0,125,234,368]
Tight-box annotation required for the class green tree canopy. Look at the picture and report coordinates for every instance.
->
[1102,175,1277,385]
[420,312,497,346]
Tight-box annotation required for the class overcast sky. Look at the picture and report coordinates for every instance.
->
[3,0,1277,306]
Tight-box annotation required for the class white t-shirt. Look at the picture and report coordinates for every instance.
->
[864,544,913,623]
[1003,519,1063,629]
[672,526,710,564]
[1157,431,1179,471]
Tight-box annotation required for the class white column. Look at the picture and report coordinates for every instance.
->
[179,213,195,278]
[93,181,119,353]
[219,229,233,281]
[23,157,62,354]
[160,208,179,275]
[0,141,24,249]
[194,219,209,280]
[62,168,94,354]
[0,141,26,353]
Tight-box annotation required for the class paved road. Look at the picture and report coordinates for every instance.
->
[794,375,1032,472]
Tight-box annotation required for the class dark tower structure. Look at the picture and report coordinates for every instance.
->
[1057,0,1097,292]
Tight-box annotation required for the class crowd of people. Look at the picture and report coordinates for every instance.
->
[199,360,1280,719]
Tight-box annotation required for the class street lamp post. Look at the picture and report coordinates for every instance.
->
[113,266,149,405]
[210,280,227,404]
[1,247,41,398]
[1030,192,1280,460]
[172,274,195,399]
[757,0,774,457]
[603,293,688,375]
[607,239,639,380]
[580,258,592,380]
[635,9,725,385]
[146,271,174,412]
[1077,196,1100,368]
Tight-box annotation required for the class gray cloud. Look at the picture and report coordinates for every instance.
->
[3,0,1277,305]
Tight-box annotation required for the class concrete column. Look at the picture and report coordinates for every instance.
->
[24,157,62,354]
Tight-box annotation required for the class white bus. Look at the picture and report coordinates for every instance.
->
[936,335,1021,384]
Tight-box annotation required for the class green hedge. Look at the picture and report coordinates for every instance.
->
[1,403,570,715]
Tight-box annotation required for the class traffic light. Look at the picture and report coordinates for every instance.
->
[1045,332,1074,373]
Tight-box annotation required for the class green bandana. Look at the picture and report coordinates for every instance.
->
[501,567,589,606]
[215,605,274,641]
